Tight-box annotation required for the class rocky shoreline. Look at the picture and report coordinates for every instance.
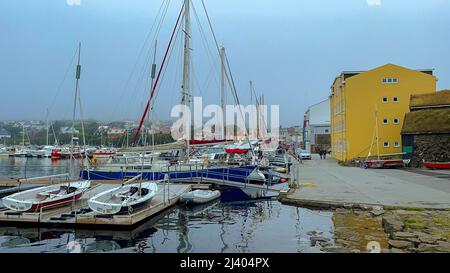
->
[305,206,450,253]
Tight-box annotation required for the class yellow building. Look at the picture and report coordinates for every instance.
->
[330,64,437,162]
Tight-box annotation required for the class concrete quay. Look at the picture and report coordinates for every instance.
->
[281,154,450,210]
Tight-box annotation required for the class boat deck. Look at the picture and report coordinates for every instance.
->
[0,182,191,228]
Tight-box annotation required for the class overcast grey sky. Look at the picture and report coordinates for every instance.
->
[1,0,449,126]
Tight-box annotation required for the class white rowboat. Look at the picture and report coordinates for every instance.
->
[180,190,221,204]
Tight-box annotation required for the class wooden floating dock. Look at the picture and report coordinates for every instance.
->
[0,183,191,228]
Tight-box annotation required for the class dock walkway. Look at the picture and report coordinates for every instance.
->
[0,183,191,227]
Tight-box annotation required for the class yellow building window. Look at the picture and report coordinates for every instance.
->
[393,118,399,124]
[382,78,399,84]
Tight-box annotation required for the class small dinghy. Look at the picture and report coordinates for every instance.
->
[88,182,158,215]
[180,190,221,204]
[2,181,91,212]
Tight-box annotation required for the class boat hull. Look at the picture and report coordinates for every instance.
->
[2,181,91,212]
[180,190,221,204]
[81,165,258,184]
[88,182,158,215]
[423,162,450,169]
[364,159,404,169]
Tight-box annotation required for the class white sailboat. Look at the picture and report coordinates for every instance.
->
[2,44,92,211]
[88,175,158,215]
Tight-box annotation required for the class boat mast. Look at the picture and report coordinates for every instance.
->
[181,0,191,160]
[71,43,82,148]
[375,105,380,161]
[220,46,226,139]
[22,123,25,146]
[149,40,158,149]
[46,108,49,146]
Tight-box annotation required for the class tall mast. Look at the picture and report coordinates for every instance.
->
[46,108,50,146]
[181,0,191,160]
[71,43,81,148]
[150,40,157,150]
[22,123,25,146]
[220,46,226,139]
[145,40,158,147]
[181,0,191,109]
[375,105,380,160]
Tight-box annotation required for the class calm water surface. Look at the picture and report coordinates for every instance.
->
[0,157,335,253]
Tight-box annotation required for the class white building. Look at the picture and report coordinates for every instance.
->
[303,99,331,152]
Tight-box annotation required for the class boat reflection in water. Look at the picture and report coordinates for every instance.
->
[0,200,334,253]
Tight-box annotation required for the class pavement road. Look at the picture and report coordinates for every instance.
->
[285,154,450,209]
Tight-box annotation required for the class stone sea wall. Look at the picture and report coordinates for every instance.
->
[411,134,450,167]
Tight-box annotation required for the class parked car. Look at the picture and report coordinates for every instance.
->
[297,149,311,160]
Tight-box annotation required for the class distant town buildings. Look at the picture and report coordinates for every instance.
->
[303,99,331,153]
[0,128,11,139]
[107,128,128,139]
[329,63,437,162]
[401,90,450,167]
[280,126,303,145]
[59,126,80,135]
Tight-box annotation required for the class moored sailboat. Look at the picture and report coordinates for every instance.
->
[2,180,91,212]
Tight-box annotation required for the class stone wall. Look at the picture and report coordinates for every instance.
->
[411,133,450,167]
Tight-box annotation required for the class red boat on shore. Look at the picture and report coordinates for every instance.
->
[423,162,450,170]
[364,159,404,169]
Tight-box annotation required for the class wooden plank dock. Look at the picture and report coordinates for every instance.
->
[0,183,191,228]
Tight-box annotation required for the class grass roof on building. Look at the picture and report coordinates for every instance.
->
[410,90,450,109]
[402,108,450,134]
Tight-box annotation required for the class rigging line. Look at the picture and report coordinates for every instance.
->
[149,17,183,117]
[140,12,183,138]
[251,84,268,134]
[201,0,256,156]
[133,3,185,145]
[225,52,256,156]
[46,46,78,118]
[134,0,171,99]
[123,0,172,122]
[191,2,220,89]
[111,0,169,116]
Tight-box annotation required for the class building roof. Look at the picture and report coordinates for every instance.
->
[331,64,435,88]
[305,99,330,126]
[402,108,450,135]
[410,90,450,110]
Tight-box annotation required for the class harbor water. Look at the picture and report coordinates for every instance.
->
[0,157,335,253]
